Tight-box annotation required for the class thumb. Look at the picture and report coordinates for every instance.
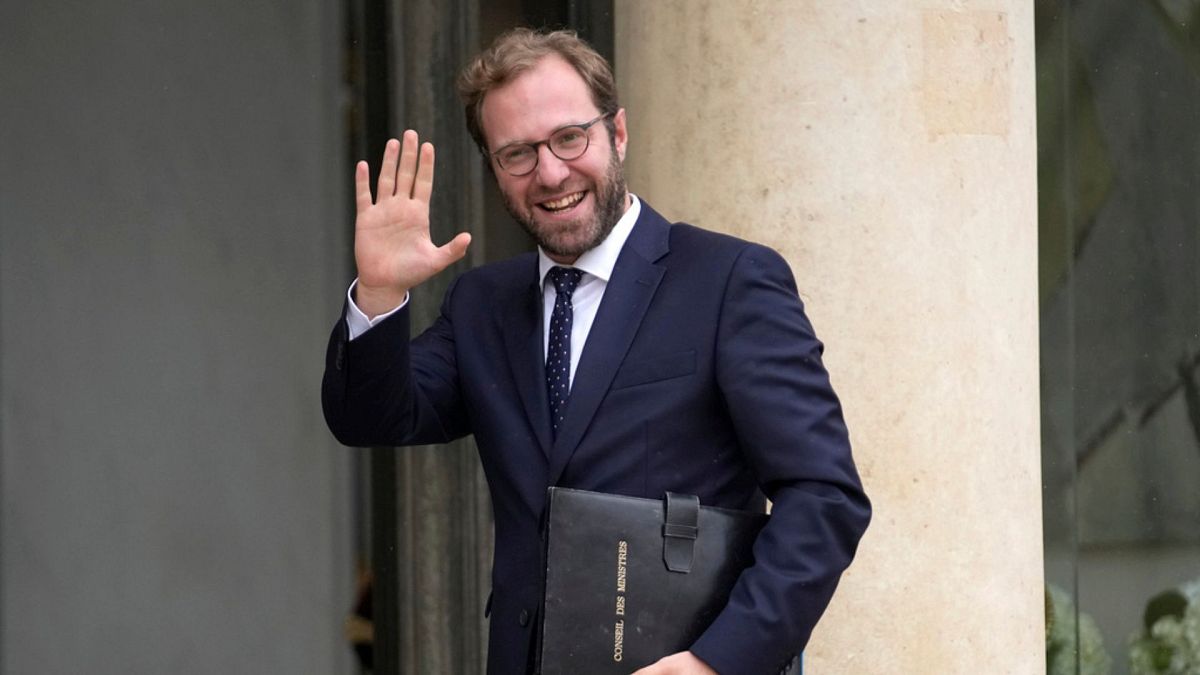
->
[437,231,472,265]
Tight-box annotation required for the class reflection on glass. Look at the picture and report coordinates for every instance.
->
[1038,0,1200,673]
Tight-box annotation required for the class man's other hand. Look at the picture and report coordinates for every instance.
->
[353,130,471,318]
[630,651,718,675]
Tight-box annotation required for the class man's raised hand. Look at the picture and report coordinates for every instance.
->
[353,130,472,318]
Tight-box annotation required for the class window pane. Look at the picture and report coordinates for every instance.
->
[1039,1,1200,673]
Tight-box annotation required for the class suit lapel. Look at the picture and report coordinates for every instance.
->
[503,258,553,459]
[547,204,671,486]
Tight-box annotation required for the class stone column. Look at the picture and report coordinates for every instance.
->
[615,2,1043,672]
[382,2,492,674]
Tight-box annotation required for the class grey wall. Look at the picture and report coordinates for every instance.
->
[0,1,355,673]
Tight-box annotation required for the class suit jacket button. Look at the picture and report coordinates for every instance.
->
[519,609,530,627]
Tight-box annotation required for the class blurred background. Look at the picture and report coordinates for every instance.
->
[1,0,356,672]
[1038,1,1200,673]
[2,0,1197,673]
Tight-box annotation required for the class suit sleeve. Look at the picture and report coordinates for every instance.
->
[322,281,471,448]
[689,244,871,675]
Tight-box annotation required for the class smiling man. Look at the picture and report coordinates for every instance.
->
[323,28,870,675]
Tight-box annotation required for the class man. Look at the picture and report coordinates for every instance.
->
[323,28,870,675]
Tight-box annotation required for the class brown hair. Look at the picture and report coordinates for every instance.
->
[457,27,618,154]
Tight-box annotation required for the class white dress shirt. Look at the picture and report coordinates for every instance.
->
[344,194,642,390]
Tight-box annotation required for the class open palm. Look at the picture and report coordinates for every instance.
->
[353,130,471,316]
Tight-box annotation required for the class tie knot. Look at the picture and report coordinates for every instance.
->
[548,267,583,297]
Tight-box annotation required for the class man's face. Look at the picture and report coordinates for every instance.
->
[480,55,629,264]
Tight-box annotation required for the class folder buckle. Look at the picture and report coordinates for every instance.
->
[662,492,700,573]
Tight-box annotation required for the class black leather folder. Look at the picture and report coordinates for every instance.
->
[539,487,799,674]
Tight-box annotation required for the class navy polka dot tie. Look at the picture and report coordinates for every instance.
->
[546,267,583,437]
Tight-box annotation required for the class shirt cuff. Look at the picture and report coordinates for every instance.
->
[345,279,408,340]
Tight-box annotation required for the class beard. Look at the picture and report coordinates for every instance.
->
[501,146,628,261]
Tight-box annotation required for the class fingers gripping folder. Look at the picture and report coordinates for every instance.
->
[539,487,801,674]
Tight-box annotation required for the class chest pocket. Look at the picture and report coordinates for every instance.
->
[610,349,696,390]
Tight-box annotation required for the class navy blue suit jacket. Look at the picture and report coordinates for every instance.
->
[323,202,870,675]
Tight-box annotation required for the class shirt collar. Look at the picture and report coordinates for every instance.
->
[538,194,641,288]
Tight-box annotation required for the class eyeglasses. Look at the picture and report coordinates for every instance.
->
[490,113,613,177]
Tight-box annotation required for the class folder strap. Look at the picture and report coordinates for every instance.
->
[662,492,700,573]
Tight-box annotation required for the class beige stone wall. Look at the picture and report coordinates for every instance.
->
[615,2,1043,672]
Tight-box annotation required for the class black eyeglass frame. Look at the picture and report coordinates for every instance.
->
[489,112,615,177]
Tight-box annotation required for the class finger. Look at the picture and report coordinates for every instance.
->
[377,138,399,199]
[436,232,471,265]
[412,142,435,203]
[396,130,420,198]
[628,656,668,674]
[354,161,373,212]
